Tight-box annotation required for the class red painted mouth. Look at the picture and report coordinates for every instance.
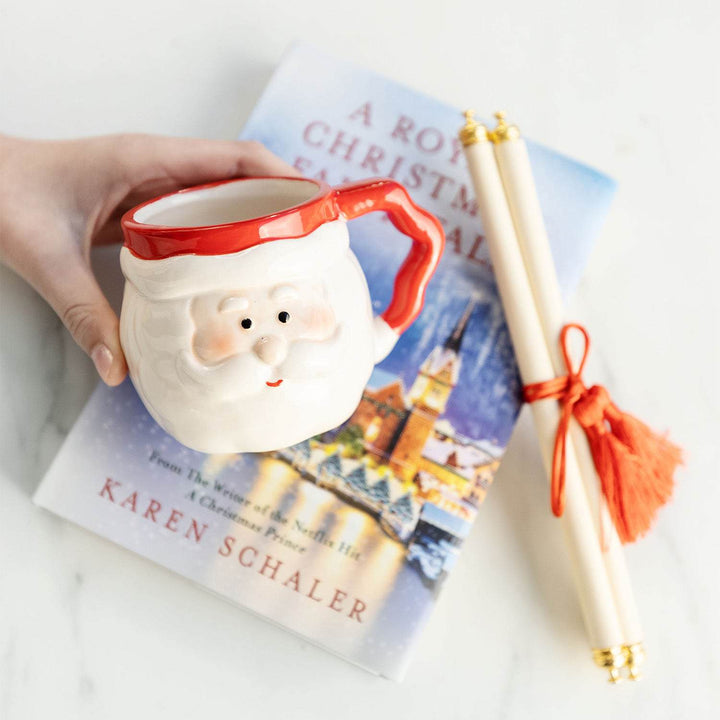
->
[266,379,283,387]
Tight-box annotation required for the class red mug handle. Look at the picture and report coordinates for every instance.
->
[333,178,445,345]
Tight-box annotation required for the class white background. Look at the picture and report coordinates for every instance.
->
[1,1,718,718]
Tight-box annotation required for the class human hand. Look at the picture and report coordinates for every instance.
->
[0,134,298,386]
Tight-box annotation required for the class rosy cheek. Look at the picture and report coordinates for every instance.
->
[193,327,240,363]
[300,305,337,339]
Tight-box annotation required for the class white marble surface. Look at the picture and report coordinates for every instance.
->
[1,1,718,718]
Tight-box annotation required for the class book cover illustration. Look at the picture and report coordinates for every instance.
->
[34,43,615,680]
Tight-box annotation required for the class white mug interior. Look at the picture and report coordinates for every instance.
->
[132,178,322,228]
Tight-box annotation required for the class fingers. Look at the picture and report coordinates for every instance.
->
[92,136,302,248]
[228,139,302,177]
[117,135,301,193]
[41,257,128,386]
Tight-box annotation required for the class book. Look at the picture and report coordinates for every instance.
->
[33,43,616,681]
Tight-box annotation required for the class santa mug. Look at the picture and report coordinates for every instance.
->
[120,176,444,454]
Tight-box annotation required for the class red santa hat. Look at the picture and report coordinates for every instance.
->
[120,177,348,300]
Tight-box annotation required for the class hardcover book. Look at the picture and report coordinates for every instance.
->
[33,43,615,680]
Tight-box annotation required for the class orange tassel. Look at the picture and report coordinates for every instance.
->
[523,324,682,543]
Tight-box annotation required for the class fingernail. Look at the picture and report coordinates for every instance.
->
[91,343,114,383]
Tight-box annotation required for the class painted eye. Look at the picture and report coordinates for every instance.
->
[240,318,253,330]
[277,311,291,324]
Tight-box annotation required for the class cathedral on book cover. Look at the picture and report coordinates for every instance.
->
[349,298,494,496]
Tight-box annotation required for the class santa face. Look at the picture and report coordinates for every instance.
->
[120,238,378,454]
[179,281,341,399]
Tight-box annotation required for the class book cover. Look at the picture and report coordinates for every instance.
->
[33,43,615,680]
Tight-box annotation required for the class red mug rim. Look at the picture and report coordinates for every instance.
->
[121,176,338,260]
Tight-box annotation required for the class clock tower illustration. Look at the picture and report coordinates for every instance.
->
[388,297,476,481]
[346,297,477,483]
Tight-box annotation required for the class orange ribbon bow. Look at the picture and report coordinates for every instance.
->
[523,324,682,543]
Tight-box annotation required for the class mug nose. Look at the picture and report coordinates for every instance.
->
[253,335,287,366]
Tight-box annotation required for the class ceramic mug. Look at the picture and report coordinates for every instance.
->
[119,176,444,453]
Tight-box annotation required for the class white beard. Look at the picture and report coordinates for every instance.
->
[120,278,375,454]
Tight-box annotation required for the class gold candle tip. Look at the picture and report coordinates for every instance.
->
[592,646,626,684]
[623,642,645,681]
[459,109,489,146]
[490,110,521,143]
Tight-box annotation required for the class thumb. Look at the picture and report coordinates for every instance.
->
[44,259,128,386]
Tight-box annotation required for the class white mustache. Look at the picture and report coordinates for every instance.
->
[177,348,269,401]
[176,325,343,399]
[275,325,343,380]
